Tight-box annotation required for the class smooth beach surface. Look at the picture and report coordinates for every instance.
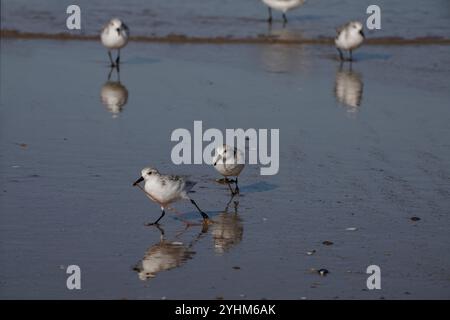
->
[0,38,450,299]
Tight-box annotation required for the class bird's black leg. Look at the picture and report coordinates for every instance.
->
[337,48,344,61]
[234,177,240,194]
[107,66,114,80]
[108,50,115,67]
[282,13,288,25]
[267,7,273,23]
[146,208,165,226]
[226,181,237,196]
[116,49,121,65]
[190,199,209,221]
[349,49,353,62]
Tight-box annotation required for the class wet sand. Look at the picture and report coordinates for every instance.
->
[3,29,450,45]
[0,38,449,299]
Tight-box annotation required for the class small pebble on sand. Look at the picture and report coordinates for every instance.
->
[318,269,329,276]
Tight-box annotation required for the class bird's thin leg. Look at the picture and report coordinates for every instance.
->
[337,48,344,61]
[234,177,240,194]
[146,207,165,226]
[349,49,353,62]
[116,49,121,65]
[107,66,114,81]
[226,180,237,196]
[282,13,288,25]
[190,199,209,221]
[224,196,234,212]
[108,50,115,67]
[267,7,273,23]
[155,224,165,241]
[232,199,239,214]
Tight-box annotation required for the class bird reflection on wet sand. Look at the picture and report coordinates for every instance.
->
[134,197,245,280]
[133,225,206,281]
[260,25,308,74]
[211,198,244,254]
[100,66,129,118]
[334,63,364,114]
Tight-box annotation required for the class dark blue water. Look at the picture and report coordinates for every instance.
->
[2,0,450,39]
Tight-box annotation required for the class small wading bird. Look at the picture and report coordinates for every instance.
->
[100,18,129,67]
[213,145,245,196]
[335,21,365,61]
[133,167,209,225]
[261,0,305,24]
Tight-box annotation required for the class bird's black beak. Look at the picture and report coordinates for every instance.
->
[133,176,144,186]
[360,30,365,38]
[116,28,121,35]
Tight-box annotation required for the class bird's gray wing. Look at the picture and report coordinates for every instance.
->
[122,22,130,36]
[166,175,197,193]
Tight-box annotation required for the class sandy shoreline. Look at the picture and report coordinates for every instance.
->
[2,29,450,46]
[1,38,449,299]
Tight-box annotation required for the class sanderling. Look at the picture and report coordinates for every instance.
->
[100,18,129,67]
[335,21,365,61]
[133,167,209,225]
[261,0,305,24]
[212,144,245,195]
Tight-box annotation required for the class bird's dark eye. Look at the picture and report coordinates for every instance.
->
[116,28,120,32]
[148,171,152,175]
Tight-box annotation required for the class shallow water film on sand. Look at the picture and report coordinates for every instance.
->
[0,0,449,299]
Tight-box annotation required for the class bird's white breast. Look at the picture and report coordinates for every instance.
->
[262,0,304,12]
[144,176,185,205]
[335,29,364,51]
[101,27,128,49]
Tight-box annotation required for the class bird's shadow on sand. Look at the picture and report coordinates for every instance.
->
[239,181,278,193]
[172,182,277,221]
[327,52,392,62]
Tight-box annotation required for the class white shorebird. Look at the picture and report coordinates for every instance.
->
[133,167,209,225]
[100,18,130,67]
[261,0,305,24]
[212,145,245,195]
[335,21,365,61]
